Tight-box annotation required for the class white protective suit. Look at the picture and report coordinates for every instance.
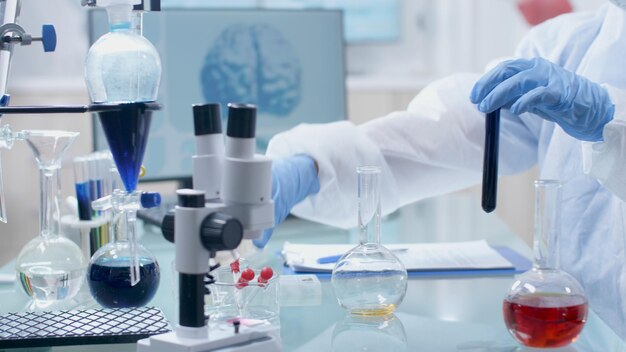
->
[267,3,626,336]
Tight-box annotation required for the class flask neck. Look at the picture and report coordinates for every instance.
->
[532,180,562,270]
[106,4,133,32]
[39,166,61,239]
[357,166,382,246]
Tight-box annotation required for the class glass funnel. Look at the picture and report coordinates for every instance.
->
[87,189,160,308]
[503,180,588,348]
[15,130,86,306]
[331,166,408,316]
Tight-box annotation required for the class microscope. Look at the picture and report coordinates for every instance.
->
[137,103,279,351]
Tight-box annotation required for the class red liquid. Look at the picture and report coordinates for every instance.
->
[503,294,587,348]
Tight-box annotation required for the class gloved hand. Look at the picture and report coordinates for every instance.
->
[253,155,321,248]
[470,57,614,142]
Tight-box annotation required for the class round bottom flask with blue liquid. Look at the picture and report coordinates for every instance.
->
[87,241,160,308]
[87,190,160,308]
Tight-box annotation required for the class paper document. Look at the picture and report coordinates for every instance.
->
[282,240,514,273]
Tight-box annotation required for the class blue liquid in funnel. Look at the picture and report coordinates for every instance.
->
[98,104,153,192]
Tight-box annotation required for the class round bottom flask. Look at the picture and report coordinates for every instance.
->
[16,130,85,307]
[503,180,588,348]
[331,166,408,316]
[87,241,160,308]
[332,245,408,315]
[16,236,86,304]
[503,269,587,348]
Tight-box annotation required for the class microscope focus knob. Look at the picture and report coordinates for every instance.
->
[161,210,175,243]
[200,213,243,251]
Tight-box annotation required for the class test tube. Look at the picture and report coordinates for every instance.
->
[74,156,92,259]
[482,109,501,213]
[73,156,92,222]
[93,152,113,251]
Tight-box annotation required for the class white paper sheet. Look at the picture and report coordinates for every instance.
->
[282,240,514,273]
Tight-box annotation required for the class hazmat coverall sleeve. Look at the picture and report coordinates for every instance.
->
[584,86,626,202]
[513,6,626,202]
[266,73,540,229]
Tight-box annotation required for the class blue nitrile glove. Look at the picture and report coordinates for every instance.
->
[253,155,321,248]
[470,57,614,142]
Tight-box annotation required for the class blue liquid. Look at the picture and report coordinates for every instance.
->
[87,257,160,308]
[98,106,153,192]
[75,181,92,221]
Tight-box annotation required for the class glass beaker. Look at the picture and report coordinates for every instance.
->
[15,130,86,306]
[503,180,588,348]
[84,4,161,103]
[331,166,408,316]
[87,189,160,308]
[206,267,279,324]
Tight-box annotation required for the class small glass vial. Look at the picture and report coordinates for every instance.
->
[503,180,588,348]
[331,166,408,316]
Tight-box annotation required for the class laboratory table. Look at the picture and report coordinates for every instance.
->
[0,195,624,351]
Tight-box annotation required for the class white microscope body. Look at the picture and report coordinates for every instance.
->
[137,103,279,352]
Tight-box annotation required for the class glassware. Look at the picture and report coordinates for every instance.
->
[73,152,114,258]
[87,189,160,308]
[503,180,588,348]
[206,267,279,324]
[332,314,407,352]
[331,166,408,316]
[83,1,162,309]
[15,130,86,306]
[84,5,161,103]
[0,124,18,223]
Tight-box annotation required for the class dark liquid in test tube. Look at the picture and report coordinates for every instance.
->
[482,109,500,213]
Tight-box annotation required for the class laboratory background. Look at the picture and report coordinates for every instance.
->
[0,0,618,351]
[0,0,604,266]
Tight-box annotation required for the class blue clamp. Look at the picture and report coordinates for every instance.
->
[0,94,10,119]
[0,95,10,107]
[141,192,161,209]
[41,24,56,52]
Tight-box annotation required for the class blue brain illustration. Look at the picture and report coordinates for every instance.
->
[200,24,301,117]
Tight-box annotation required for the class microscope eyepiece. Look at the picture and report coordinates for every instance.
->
[176,189,205,208]
[226,103,256,139]
[193,103,222,136]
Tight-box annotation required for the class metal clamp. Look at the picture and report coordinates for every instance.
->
[0,23,56,52]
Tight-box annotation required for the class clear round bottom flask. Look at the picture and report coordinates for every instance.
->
[331,166,408,316]
[15,130,86,306]
[503,180,587,348]
[87,240,160,308]
[17,236,85,304]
